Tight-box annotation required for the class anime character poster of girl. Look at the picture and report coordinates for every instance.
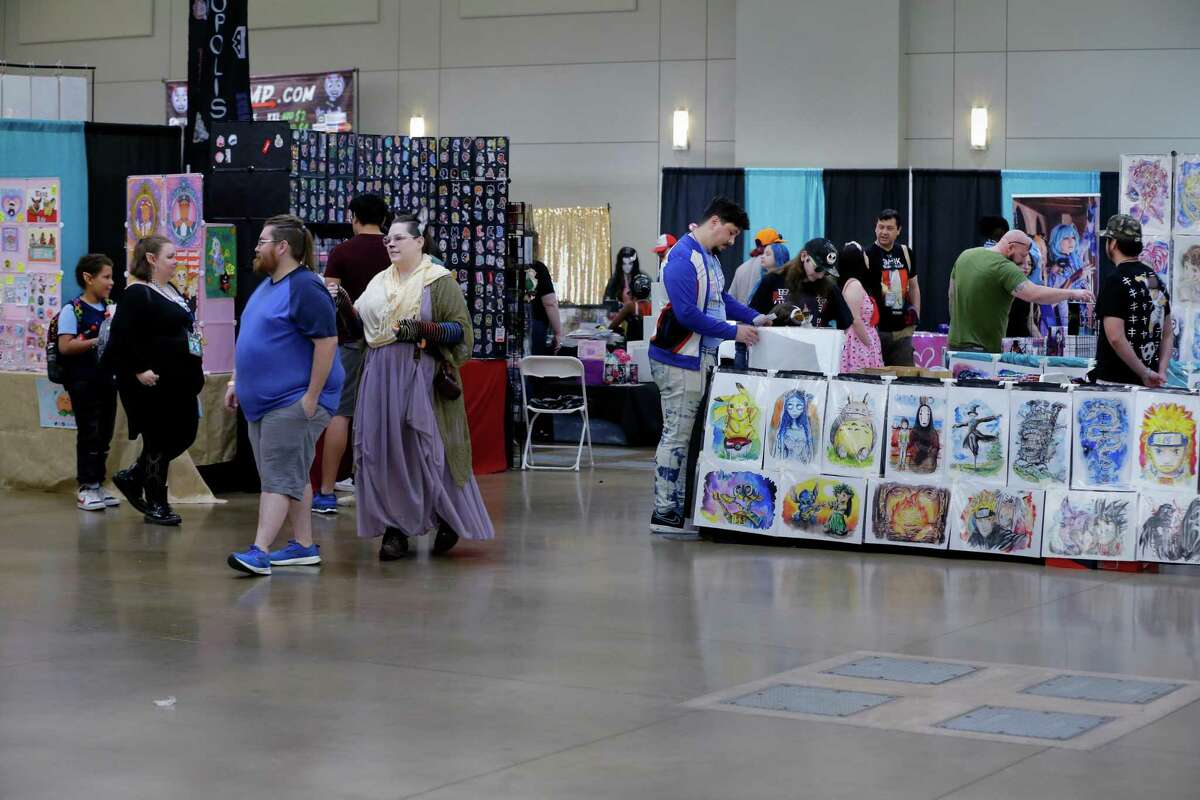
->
[164,174,204,249]
[1007,387,1071,490]
[1043,490,1136,561]
[949,484,1044,558]
[693,458,778,535]
[1171,236,1200,304]
[1133,391,1199,492]
[884,384,946,480]
[1012,194,1100,336]
[821,377,888,479]
[1175,154,1200,235]
[776,472,865,544]
[946,384,1009,484]
[1137,491,1200,565]
[704,371,770,465]
[1140,238,1171,285]
[1069,386,1135,491]
[1120,154,1172,236]
[126,175,163,248]
[866,480,951,550]
[762,375,827,471]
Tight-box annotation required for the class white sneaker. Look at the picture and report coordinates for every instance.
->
[101,491,120,507]
[76,487,106,511]
[334,477,355,493]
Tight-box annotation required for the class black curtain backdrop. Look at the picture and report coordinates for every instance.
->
[911,169,1003,331]
[660,167,746,283]
[822,169,910,249]
[1099,170,1119,286]
[84,122,183,297]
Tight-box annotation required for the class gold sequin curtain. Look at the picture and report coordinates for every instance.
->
[531,206,611,305]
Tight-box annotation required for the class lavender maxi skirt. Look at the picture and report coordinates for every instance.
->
[354,340,495,541]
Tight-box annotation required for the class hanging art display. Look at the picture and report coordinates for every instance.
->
[1012,194,1100,336]
[204,224,237,299]
[126,176,163,247]
[762,374,827,471]
[1070,386,1135,491]
[694,459,778,535]
[822,377,888,478]
[884,383,946,480]
[775,472,865,544]
[1137,491,1200,565]
[1174,154,1200,235]
[703,371,770,465]
[1008,388,1072,490]
[23,179,59,223]
[164,174,203,250]
[1172,236,1200,305]
[0,182,25,223]
[1120,155,1172,236]
[1043,489,1137,561]
[866,481,951,550]
[946,383,1009,484]
[1140,238,1171,285]
[1133,390,1199,492]
[0,177,64,373]
[948,484,1044,558]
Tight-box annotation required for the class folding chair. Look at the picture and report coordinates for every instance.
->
[519,356,595,471]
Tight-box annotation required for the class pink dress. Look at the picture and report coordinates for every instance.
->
[840,291,884,373]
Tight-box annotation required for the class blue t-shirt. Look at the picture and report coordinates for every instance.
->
[57,299,106,335]
[236,267,344,422]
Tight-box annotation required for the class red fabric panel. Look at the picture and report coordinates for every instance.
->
[460,359,509,475]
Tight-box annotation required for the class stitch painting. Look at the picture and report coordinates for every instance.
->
[776,473,865,543]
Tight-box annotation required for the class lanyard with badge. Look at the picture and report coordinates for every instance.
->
[151,282,203,357]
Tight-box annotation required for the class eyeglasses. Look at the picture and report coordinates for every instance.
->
[384,235,418,244]
[256,238,280,247]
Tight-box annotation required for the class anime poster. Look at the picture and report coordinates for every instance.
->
[704,371,770,465]
[126,175,163,247]
[0,182,26,223]
[821,378,888,479]
[25,225,60,266]
[1120,154,1172,235]
[1070,387,1135,491]
[1043,489,1137,561]
[948,353,995,380]
[1141,238,1171,285]
[947,384,1009,483]
[1007,388,1071,490]
[204,224,237,299]
[866,480,951,550]
[164,174,203,249]
[762,375,827,471]
[884,383,946,480]
[1176,154,1200,235]
[1012,194,1100,336]
[1137,491,1200,565]
[23,179,59,223]
[776,472,865,544]
[694,459,778,535]
[1133,391,1200,491]
[949,484,1044,558]
[1172,236,1200,305]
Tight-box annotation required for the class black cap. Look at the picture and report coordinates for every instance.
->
[803,238,839,276]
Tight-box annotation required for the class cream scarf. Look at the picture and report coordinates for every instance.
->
[355,254,450,348]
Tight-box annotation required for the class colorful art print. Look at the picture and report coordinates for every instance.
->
[2,274,30,305]
[1134,392,1199,490]
[950,485,1043,557]
[948,355,994,380]
[885,387,945,478]
[1043,490,1136,561]
[763,377,826,470]
[204,225,237,299]
[1171,236,1200,304]
[947,387,1008,482]
[1120,155,1172,234]
[705,372,768,463]
[822,380,886,477]
[1070,390,1134,490]
[695,465,777,533]
[1046,326,1068,357]
[164,175,203,249]
[23,180,59,223]
[0,184,25,222]
[1008,391,1071,489]
[1,225,20,253]
[35,377,75,429]
[868,481,950,548]
[1012,194,1101,301]
[27,272,60,316]
[25,226,59,265]
[1141,238,1171,283]
[126,176,163,244]
[173,248,202,315]
[995,362,1042,381]
[1137,491,1200,565]
[1002,337,1045,356]
[1176,155,1200,234]
[776,473,865,543]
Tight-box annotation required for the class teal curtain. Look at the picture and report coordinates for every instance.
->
[1001,170,1100,226]
[744,168,824,259]
[0,120,89,301]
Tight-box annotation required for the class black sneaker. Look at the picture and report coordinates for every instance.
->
[379,527,410,561]
[649,510,685,534]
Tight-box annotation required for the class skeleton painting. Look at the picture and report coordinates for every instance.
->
[867,481,951,550]
[1043,490,1136,561]
[776,473,865,543]
[695,462,777,534]
[949,485,1043,558]
[884,385,946,479]
[947,385,1008,483]
[1137,491,1200,565]
[1070,388,1134,490]
[1008,390,1071,490]
[763,376,827,470]
[822,378,887,478]
[1134,392,1199,491]
[704,371,769,464]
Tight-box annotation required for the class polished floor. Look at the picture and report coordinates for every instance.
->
[3,449,1200,799]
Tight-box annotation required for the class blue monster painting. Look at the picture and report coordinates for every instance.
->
[1076,397,1130,486]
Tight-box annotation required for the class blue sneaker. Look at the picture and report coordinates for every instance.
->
[228,545,271,576]
[269,539,321,566]
[312,492,338,515]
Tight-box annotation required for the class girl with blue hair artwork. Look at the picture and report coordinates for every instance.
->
[771,388,816,464]
[1040,220,1083,335]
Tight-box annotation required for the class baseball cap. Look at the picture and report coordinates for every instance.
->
[1099,214,1142,243]
[652,233,677,254]
[803,238,839,276]
[755,227,785,247]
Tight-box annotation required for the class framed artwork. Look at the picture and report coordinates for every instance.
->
[775,472,865,544]
[866,480,951,550]
[1070,386,1135,491]
[1008,387,1072,490]
[946,383,1009,484]
[822,377,888,479]
[1120,154,1172,236]
[204,224,237,299]
[126,175,164,248]
[1042,489,1137,561]
[164,173,204,249]
[694,459,778,535]
[762,374,827,471]
[884,382,947,480]
[949,484,1044,558]
[1137,491,1200,565]
[703,370,771,466]
[1133,390,1200,492]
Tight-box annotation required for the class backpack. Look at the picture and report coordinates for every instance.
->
[45,298,91,384]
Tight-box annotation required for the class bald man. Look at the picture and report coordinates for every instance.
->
[949,231,1093,353]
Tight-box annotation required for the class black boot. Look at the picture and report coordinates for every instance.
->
[431,522,460,556]
[113,462,148,514]
[142,456,181,526]
[379,527,409,561]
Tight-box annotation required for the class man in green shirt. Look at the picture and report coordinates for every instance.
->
[949,231,1093,353]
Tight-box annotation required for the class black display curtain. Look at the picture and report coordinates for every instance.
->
[822,169,910,249]
[660,167,746,283]
[84,122,183,297]
[910,169,1003,331]
[1099,170,1119,286]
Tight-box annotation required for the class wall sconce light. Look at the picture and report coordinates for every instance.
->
[970,106,988,150]
[409,115,426,138]
[672,108,689,151]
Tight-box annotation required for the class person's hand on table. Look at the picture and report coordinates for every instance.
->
[735,325,760,345]
[1143,367,1166,388]
[752,314,772,328]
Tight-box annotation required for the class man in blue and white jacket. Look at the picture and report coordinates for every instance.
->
[649,197,769,536]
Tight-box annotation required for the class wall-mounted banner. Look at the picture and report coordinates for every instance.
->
[185,0,252,172]
[169,70,354,133]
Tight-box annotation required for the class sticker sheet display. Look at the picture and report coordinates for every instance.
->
[1174,153,1200,234]
[949,484,1043,558]
[947,384,1009,484]
[703,371,770,464]
[27,272,61,323]
[1008,388,1072,490]
[1133,390,1199,492]
[1172,236,1200,305]
[1120,154,1172,235]
[866,480,951,550]
[694,459,778,535]
[822,378,887,478]
[884,383,946,480]
[763,374,827,471]
[204,224,237,299]
[1070,387,1135,491]
[776,472,865,544]
[1137,491,1200,565]
[1043,489,1137,561]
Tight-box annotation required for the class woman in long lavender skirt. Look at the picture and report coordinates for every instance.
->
[352,214,495,559]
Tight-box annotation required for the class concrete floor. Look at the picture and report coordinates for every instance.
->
[2,448,1200,799]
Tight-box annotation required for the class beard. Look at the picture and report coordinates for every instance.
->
[253,251,276,276]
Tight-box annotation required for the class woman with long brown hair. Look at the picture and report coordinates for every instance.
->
[748,238,854,330]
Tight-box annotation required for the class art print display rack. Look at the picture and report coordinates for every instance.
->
[0,177,64,372]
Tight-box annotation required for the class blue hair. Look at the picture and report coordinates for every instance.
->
[769,243,790,266]
[1048,222,1082,268]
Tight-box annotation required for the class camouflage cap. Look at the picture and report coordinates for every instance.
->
[1099,213,1142,243]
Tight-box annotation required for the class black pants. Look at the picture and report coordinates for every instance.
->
[65,379,118,487]
[130,392,200,503]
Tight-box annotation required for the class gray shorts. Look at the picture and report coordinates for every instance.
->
[336,341,365,417]
[247,399,332,500]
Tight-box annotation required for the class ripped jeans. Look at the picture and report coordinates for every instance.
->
[651,352,715,517]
